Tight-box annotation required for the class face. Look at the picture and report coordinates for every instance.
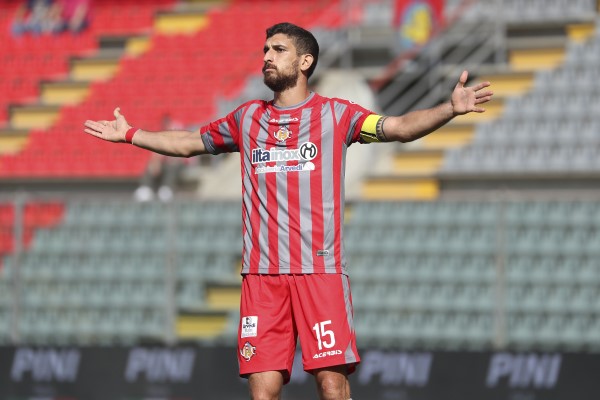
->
[262,33,301,92]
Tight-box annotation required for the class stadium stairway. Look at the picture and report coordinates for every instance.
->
[0,0,185,188]
[362,3,598,200]
[440,17,600,194]
[0,0,348,192]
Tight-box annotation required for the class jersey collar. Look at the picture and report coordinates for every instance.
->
[271,92,316,111]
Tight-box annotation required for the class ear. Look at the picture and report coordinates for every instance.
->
[300,54,314,73]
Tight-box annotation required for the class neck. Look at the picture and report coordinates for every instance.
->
[273,85,310,108]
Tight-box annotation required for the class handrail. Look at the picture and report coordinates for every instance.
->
[369,0,479,92]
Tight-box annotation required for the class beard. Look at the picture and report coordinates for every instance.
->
[263,60,300,92]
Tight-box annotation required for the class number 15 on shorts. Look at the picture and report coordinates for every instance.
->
[313,320,336,350]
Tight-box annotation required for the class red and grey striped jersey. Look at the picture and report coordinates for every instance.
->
[200,92,375,275]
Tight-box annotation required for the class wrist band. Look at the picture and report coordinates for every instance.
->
[125,127,138,143]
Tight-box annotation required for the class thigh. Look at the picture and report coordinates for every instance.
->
[238,274,297,383]
[290,274,360,374]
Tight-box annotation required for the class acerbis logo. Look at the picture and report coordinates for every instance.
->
[313,350,342,359]
[269,117,299,124]
[252,142,318,164]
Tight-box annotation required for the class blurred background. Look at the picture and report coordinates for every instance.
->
[1,0,600,399]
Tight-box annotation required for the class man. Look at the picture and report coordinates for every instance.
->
[84,22,492,400]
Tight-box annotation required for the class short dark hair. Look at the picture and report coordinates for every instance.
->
[266,22,319,78]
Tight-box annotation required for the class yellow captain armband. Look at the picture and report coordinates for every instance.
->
[360,114,388,143]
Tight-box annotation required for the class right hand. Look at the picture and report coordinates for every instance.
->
[84,107,131,142]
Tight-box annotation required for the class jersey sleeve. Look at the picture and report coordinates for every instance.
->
[358,114,386,143]
[199,106,243,155]
[337,100,384,146]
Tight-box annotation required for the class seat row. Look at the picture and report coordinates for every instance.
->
[1,252,238,283]
[345,224,600,257]
[0,307,166,345]
[348,200,600,227]
[356,310,600,351]
[460,0,596,22]
[348,253,600,285]
[62,200,242,228]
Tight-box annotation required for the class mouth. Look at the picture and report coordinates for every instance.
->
[262,65,276,73]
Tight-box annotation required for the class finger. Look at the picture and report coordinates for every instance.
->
[84,120,106,130]
[471,81,491,92]
[84,128,104,136]
[475,90,494,99]
[475,95,493,104]
[457,70,468,87]
[114,107,122,119]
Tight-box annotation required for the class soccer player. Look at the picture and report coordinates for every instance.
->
[84,22,493,400]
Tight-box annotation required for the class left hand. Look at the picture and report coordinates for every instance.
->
[451,70,493,116]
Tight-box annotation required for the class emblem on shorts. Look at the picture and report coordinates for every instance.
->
[240,341,257,362]
[274,126,292,142]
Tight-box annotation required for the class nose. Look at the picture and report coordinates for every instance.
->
[263,48,273,64]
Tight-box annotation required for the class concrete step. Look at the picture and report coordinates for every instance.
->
[205,281,241,310]
[40,80,90,106]
[154,10,210,35]
[417,123,475,150]
[477,71,535,97]
[70,57,121,82]
[10,104,61,130]
[362,176,439,200]
[176,310,229,339]
[509,47,566,72]
[392,149,444,176]
[0,128,29,154]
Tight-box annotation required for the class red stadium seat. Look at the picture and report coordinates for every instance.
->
[0,0,344,180]
[0,201,64,259]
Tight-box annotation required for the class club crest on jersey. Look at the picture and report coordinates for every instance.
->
[274,126,292,142]
[240,342,257,362]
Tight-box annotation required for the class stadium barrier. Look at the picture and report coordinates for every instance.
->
[1,345,599,400]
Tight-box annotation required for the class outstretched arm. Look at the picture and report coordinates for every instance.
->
[382,70,493,143]
[83,108,208,157]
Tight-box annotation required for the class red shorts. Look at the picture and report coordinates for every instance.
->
[237,274,360,383]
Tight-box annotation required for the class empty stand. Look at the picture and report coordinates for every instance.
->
[1,0,600,357]
[0,199,242,345]
[2,198,584,348]
[347,199,600,350]
[441,18,600,180]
